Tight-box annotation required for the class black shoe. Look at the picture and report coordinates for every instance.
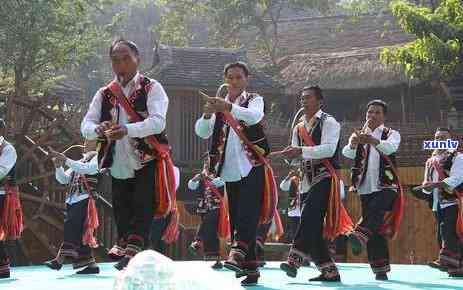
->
[224,260,243,273]
[348,234,363,256]
[449,272,463,278]
[428,260,447,271]
[44,259,63,271]
[108,245,125,261]
[309,273,341,282]
[280,262,297,278]
[428,260,440,268]
[188,242,201,257]
[235,270,247,278]
[256,261,266,268]
[114,257,130,271]
[76,266,100,274]
[241,273,259,286]
[211,261,223,270]
[375,273,388,280]
[0,271,10,279]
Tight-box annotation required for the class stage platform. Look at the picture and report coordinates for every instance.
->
[0,261,461,290]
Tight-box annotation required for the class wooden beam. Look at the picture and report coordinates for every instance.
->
[36,214,64,231]
[20,192,65,210]
[24,220,57,256]
[16,171,55,185]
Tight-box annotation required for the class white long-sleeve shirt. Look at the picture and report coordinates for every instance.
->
[55,153,99,204]
[423,152,463,210]
[342,124,401,195]
[0,139,17,195]
[291,110,340,193]
[81,72,169,179]
[280,177,301,217]
[195,91,264,182]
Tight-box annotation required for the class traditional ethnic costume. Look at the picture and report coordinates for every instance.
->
[0,137,23,279]
[280,110,353,282]
[421,150,463,277]
[195,90,278,286]
[44,151,100,274]
[81,73,177,270]
[342,124,404,280]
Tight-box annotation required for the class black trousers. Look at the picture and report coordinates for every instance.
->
[57,198,95,269]
[356,189,397,274]
[286,216,300,243]
[434,207,443,249]
[196,208,220,258]
[256,221,272,243]
[292,178,334,270]
[439,205,463,273]
[226,165,265,269]
[64,199,88,245]
[150,213,171,255]
[112,160,157,250]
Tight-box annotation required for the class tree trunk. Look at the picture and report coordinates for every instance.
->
[400,86,407,124]
[7,67,26,136]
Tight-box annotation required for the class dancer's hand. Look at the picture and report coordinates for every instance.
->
[95,121,112,137]
[48,147,66,168]
[279,146,302,159]
[105,125,128,141]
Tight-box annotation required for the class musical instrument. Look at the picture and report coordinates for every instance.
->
[24,135,84,157]
[268,106,304,165]
[199,83,230,105]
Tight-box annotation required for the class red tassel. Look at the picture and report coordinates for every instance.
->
[323,177,353,240]
[162,209,179,244]
[153,156,177,218]
[379,186,405,239]
[0,186,23,241]
[217,199,230,240]
[297,125,353,241]
[82,197,99,248]
[456,196,463,242]
[271,211,284,241]
[259,166,278,225]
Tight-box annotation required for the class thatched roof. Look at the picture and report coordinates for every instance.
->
[279,46,418,92]
[243,14,415,67]
[148,45,282,95]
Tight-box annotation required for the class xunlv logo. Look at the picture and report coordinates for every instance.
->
[423,139,459,150]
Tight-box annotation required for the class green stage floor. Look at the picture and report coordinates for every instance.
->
[0,261,461,290]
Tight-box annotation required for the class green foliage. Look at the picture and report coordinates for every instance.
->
[381,0,463,81]
[0,0,122,95]
[154,0,337,65]
[338,0,392,15]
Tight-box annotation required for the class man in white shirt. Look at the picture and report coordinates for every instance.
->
[342,99,402,281]
[195,61,270,286]
[0,119,22,279]
[276,86,347,282]
[418,127,463,278]
[187,156,224,270]
[279,170,301,243]
[81,39,170,270]
[44,140,100,274]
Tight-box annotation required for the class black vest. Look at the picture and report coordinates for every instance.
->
[351,127,399,191]
[437,151,463,201]
[97,76,169,168]
[209,93,270,176]
[296,112,341,169]
[67,154,98,199]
